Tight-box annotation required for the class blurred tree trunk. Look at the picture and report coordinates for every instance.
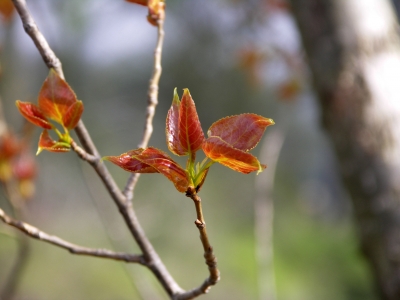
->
[288,0,400,299]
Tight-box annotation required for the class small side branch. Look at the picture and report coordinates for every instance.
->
[0,208,145,264]
[175,188,220,299]
[124,19,165,200]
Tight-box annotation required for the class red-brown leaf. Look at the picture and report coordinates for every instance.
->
[202,136,266,174]
[37,130,71,154]
[62,100,84,129]
[38,69,79,125]
[207,114,274,151]
[179,89,204,154]
[166,89,186,155]
[106,147,189,192]
[104,149,158,173]
[16,100,53,130]
[166,89,204,156]
[126,0,148,6]
[134,147,189,192]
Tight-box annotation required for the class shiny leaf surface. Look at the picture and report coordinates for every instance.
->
[38,69,79,125]
[106,147,189,192]
[16,101,53,130]
[202,136,266,174]
[166,89,204,156]
[166,88,186,155]
[104,149,158,173]
[179,89,204,154]
[207,114,274,151]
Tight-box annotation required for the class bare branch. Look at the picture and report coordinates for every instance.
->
[70,140,97,164]
[174,188,220,299]
[0,208,145,264]
[123,19,165,200]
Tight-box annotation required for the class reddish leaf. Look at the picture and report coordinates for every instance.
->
[37,130,70,154]
[166,89,204,156]
[104,149,158,173]
[106,147,189,192]
[179,89,204,154]
[207,114,274,151]
[62,100,84,129]
[166,88,186,155]
[202,136,266,174]
[16,101,53,130]
[38,69,79,126]
[126,0,148,6]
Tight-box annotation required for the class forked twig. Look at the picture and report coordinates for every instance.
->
[0,208,144,263]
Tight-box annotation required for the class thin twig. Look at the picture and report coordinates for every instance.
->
[10,1,184,297]
[174,188,220,300]
[0,207,145,263]
[123,19,165,200]
[0,208,145,263]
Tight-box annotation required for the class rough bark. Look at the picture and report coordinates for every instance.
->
[289,0,400,299]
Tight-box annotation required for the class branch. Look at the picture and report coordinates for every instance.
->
[0,208,144,264]
[123,19,165,200]
[11,1,184,296]
[174,188,220,299]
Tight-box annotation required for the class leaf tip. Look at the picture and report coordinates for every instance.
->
[257,164,267,175]
[172,87,180,104]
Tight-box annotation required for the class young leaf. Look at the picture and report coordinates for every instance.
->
[126,0,148,5]
[106,147,189,193]
[179,89,204,155]
[166,88,186,155]
[207,114,274,151]
[202,136,266,174]
[62,100,84,129]
[38,69,80,126]
[37,130,71,155]
[166,89,204,156]
[104,149,158,173]
[16,101,53,130]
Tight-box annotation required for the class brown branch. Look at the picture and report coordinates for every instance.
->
[11,1,184,297]
[123,19,165,200]
[0,207,145,264]
[174,188,220,300]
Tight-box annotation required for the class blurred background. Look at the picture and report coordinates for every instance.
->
[0,0,393,299]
